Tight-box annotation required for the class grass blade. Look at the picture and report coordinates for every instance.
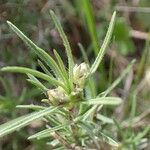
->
[82,0,99,55]
[0,107,57,137]
[90,11,116,74]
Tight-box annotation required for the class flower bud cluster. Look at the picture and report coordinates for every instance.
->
[46,62,89,107]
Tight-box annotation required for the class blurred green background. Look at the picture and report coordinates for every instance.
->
[0,0,150,149]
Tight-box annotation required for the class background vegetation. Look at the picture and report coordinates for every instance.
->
[0,0,150,149]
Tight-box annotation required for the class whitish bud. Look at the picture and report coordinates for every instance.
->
[47,87,65,105]
[73,62,89,88]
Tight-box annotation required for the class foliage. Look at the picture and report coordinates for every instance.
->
[0,10,125,149]
[0,1,150,150]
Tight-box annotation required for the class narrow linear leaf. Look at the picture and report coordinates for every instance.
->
[113,118,124,138]
[83,60,135,121]
[7,21,64,80]
[103,59,136,97]
[0,107,57,137]
[50,10,74,88]
[28,124,66,140]
[99,132,119,147]
[90,11,116,74]
[27,73,48,91]
[96,114,114,124]
[38,60,53,77]
[0,77,11,97]
[134,126,150,142]
[82,0,99,55]
[1,66,66,90]
[27,79,47,92]
[79,121,95,137]
[78,43,90,65]
[53,49,70,93]
[83,97,122,105]
[82,105,99,121]
[45,116,61,127]
[16,105,45,110]
[53,49,68,83]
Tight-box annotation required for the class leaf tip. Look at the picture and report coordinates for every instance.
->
[7,21,13,28]
[27,137,32,140]
[0,67,7,72]
[7,20,11,25]
[49,10,55,17]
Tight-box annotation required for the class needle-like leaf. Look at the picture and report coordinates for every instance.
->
[50,10,74,89]
[38,60,53,77]
[28,124,66,140]
[96,114,114,124]
[102,59,136,97]
[83,97,122,105]
[7,21,64,80]
[27,73,48,91]
[90,11,116,74]
[99,132,119,147]
[16,105,45,110]
[0,107,57,137]
[78,43,90,65]
[53,49,70,91]
[1,66,66,90]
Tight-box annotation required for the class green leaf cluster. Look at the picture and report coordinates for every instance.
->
[0,10,136,149]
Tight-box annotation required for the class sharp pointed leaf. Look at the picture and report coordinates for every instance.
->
[83,97,122,105]
[50,10,74,89]
[0,107,57,137]
[28,124,66,140]
[38,60,53,77]
[90,11,116,74]
[1,66,66,90]
[102,59,136,97]
[16,105,45,110]
[99,132,119,147]
[27,73,48,91]
[7,21,64,80]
